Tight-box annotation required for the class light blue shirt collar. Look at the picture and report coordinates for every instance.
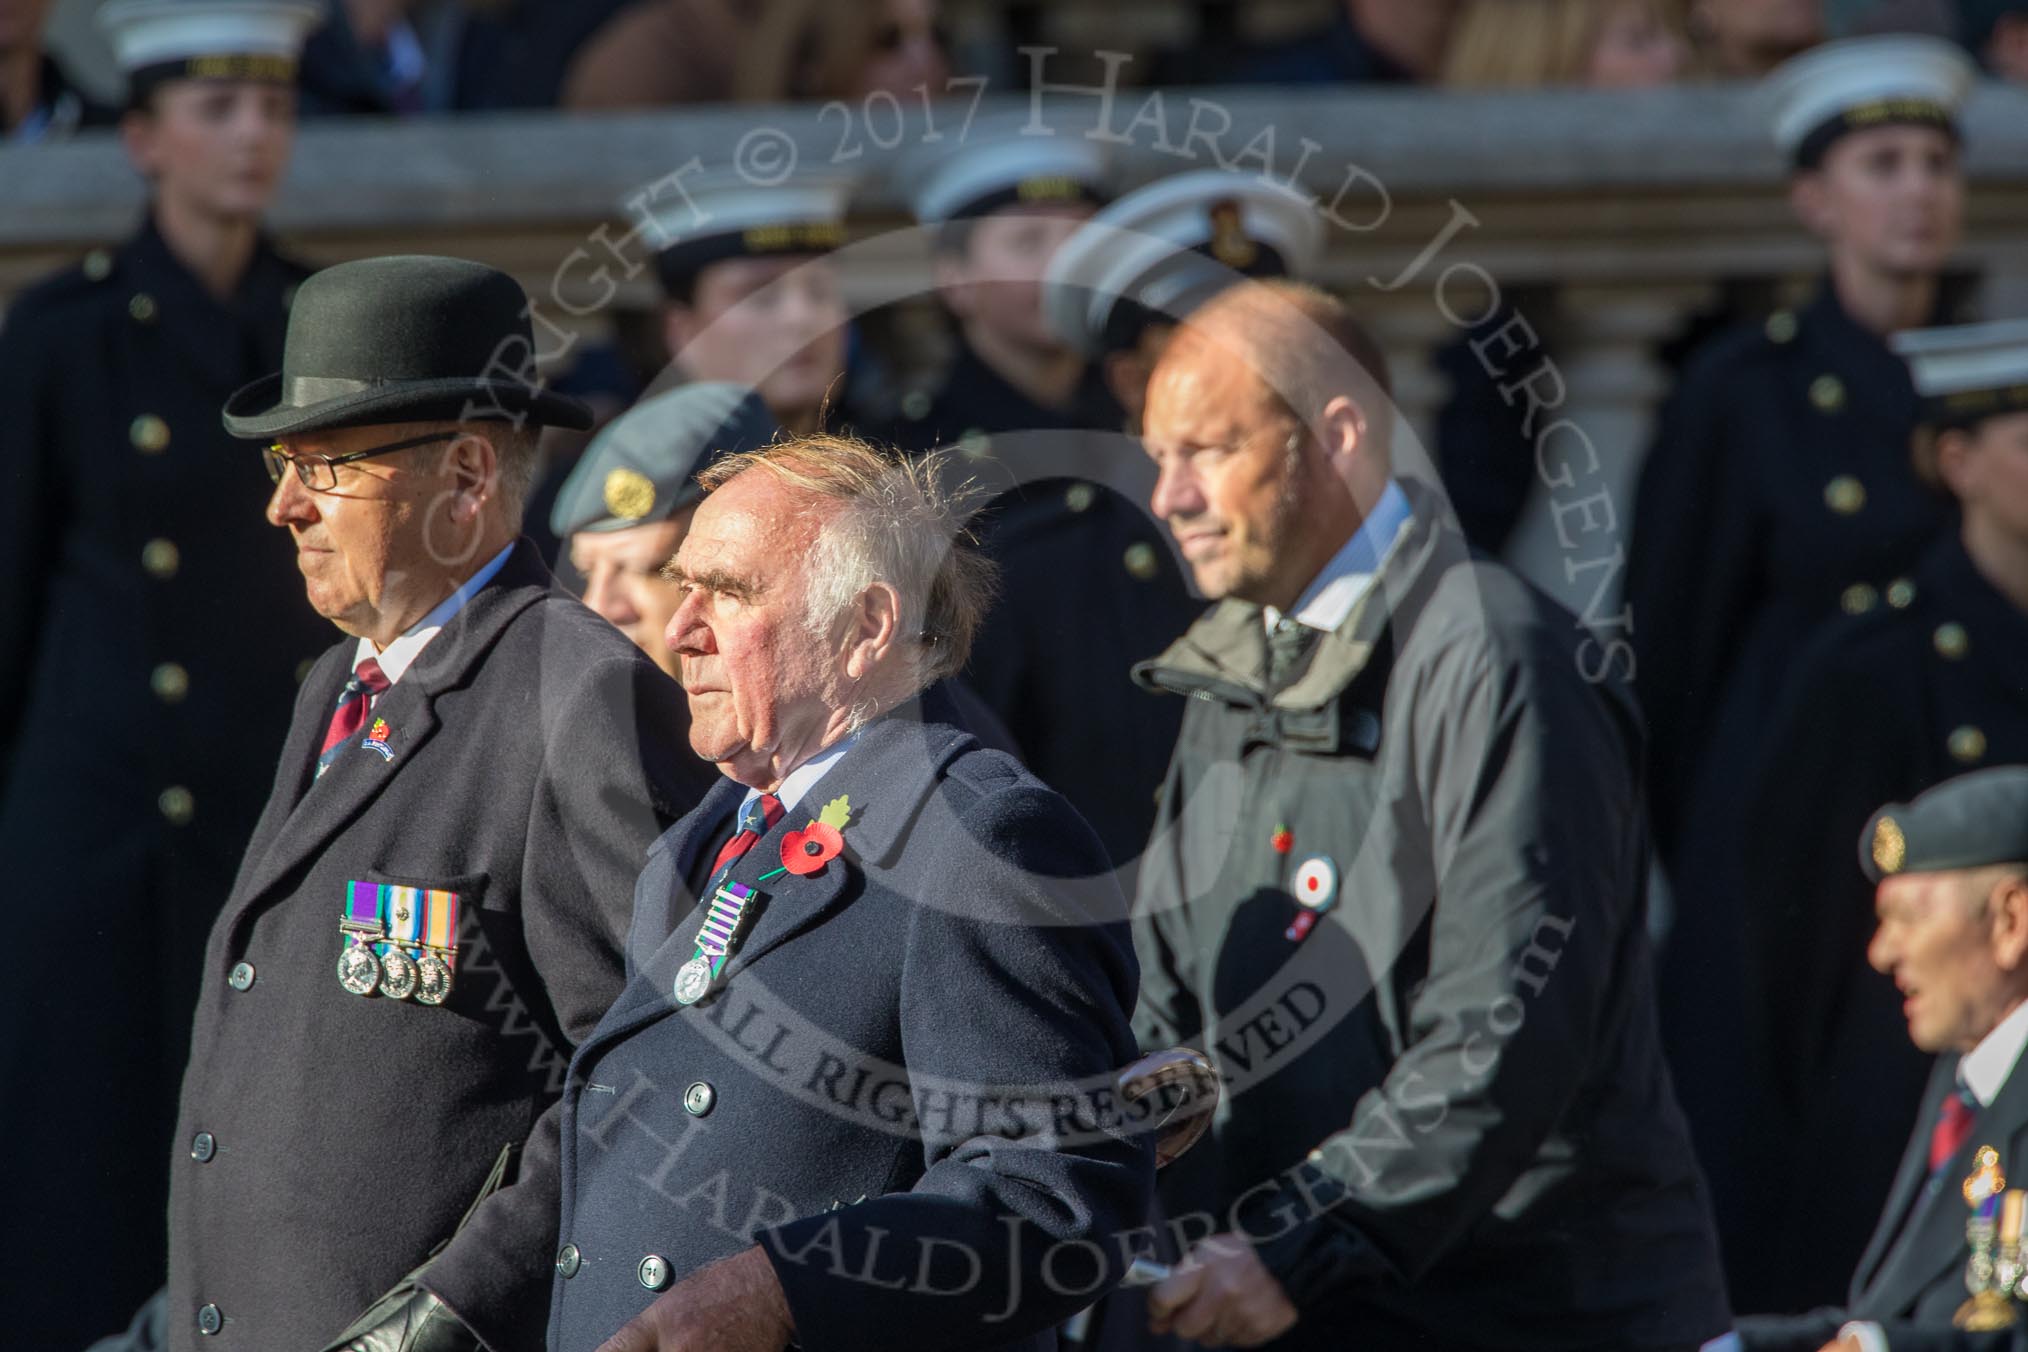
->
[1264,480,1413,636]
[743,731,861,821]
[353,542,516,685]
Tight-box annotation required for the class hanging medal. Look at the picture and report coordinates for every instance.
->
[675,881,759,1006]
[338,881,387,995]
[379,885,422,1001]
[415,887,459,1006]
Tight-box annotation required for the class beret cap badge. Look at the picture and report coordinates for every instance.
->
[1873,816,1907,875]
[603,468,656,521]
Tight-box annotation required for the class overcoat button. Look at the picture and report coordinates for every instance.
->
[129,292,158,324]
[1840,583,1877,615]
[1810,374,1846,413]
[83,249,112,281]
[131,414,171,454]
[1934,623,1970,660]
[160,786,196,825]
[191,1132,216,1162]
[1949,726,1988,764]
[1123,542,1160,581]
[556,1243,582,1278]
[197,1303,222,1335]
[143,538,182,579]
[1886,578,1917,609]
[1823,476,1865,515]
[1765,310,1798,344]
[638,1254,672,1290]
[152,662,190,703]
[228,961,255,991]
[683,1082,716,1117]
[1066,482,1096,513]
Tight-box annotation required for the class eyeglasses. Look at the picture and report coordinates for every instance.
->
[263,430,460,492]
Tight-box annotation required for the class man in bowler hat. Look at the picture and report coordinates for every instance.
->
[92,254,714,1352]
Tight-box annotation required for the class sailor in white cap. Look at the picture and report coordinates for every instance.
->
[883,113,1117,452]
[1043,168,1326,429]
[629,167,857,435]
[1738,317,2028,1352]
[0,5,331,1344]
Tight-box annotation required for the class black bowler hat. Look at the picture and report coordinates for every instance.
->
[222,255,593,439]
[1860,768,2028,883]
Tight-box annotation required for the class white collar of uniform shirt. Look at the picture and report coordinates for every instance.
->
[741,729,861,823]
[1262,478,1413,636]
[1961,994,2028,1107]
[350,542,515,686]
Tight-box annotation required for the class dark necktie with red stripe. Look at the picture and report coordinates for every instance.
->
[709,793,783,879]
[316,657,390,780]
[1929,1084,1979,1174]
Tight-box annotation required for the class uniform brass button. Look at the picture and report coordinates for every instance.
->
[1765,310,1798,344]
[638,1254,672,1291]
[1949,725,1988,764]
[1886,577,1917,609]
[957,428,990,459]
[1065,482,1097,513]
[901,389,932,421]
[683,1081,716,1117]
[228,961,255,991]
[556,1243,582,1278]
[1823,476,1866,515]
[131,414,171,454]
[197,1303,222,1336]
[82,249,112,281]
[191,1132,216,1163]
[152,662,190,704]
[1124,542,1160,581]
[159,785,195,826]
[1934,622,1970,660]
[1810,374,1845,413]
[129,292,158,324]
[142,538,181,579]
[1840,582,1878,615]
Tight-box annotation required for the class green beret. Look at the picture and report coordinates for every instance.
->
[1860,767,2028,882]
[549,382,777,538]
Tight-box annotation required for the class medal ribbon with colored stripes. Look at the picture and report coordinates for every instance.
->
[692,882,757,981]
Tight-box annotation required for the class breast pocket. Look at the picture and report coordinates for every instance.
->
[348,869,491,1010]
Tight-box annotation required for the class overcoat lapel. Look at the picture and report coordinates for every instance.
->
[1852,1058,1955,1300]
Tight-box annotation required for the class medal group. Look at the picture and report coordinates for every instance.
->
[337,880,460,1004]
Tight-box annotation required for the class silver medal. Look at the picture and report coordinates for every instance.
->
[415,952,453,1006]
[337,939,381,996]
[673,956,713,1006]
[379,946,420,1001]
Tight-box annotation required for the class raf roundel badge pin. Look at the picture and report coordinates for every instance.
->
[1286,854,1338,942]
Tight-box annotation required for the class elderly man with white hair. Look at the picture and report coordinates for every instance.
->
[545,435,1157,1352]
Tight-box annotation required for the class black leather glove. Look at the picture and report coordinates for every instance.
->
[329,1285,480,1352]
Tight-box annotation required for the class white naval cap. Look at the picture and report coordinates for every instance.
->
[1759,33,1977,167]
[621,167,857,297]
[898,112,1112,224]
[99,0,323,83]
[1042,169,1325,356]
[1893,318,2028,427]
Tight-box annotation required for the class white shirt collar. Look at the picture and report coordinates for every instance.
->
[352,543,516,684]
[744,730,860,820]
[1263,479,1413,636]
[1961,998,2028,1108]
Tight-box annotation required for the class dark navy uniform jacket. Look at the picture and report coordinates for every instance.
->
[1627,282,1955,1309]
[1734,533,2028,1308]
[0,217,333,1346]
[549,714,1154,1352]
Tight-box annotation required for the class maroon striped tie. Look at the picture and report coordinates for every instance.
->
[317,657,390,779]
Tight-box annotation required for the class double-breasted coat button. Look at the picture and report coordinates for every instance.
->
[227,961,255,991]
[556,1243,582,1278]
[129,292,158,324]
[1066,482,1097,513]
[957,428,990,459]
[1840,582,1878,615]
[190,1132,216,1162]
[152,662,190,703]
[638,1254,672,1291]
[901,389,932,421]
[82,249,112,281]
[131,414,171,454]
[1810,374,1846,413]
[142,538,181,579]
[1124,542,1160,581]
[1934,623,1970,660]
[197,1303,222,1336]
[1823,476,1866,515]
[159,786,195,826]
[1886,577,1917,609]
[1765,310,1798,344]
[1950,726,1988,764]
[683,1082,716,1117]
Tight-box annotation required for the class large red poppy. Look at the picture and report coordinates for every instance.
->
[780,822,844,875]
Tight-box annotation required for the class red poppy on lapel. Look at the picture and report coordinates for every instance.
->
[780,822,844,875]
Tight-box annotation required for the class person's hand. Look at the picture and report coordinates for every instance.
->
[1147,1233,1298,1347]
[594,1246,794,1352]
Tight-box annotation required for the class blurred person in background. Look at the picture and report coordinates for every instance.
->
[1,0,114,142]
[1737,319,2028,1313]
[562,0,945,110]
[1961,0,2028,78]
[1628,34,1976,1314]
[1443,0,1692,86]
[1689,0,1825,75]
[0,5,333,1344]
[1227,0,1460,84]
